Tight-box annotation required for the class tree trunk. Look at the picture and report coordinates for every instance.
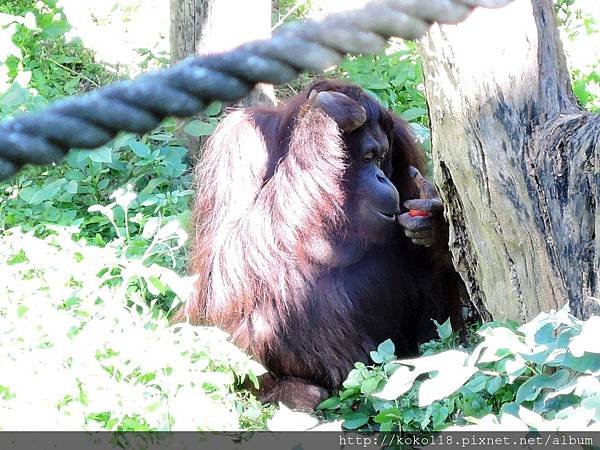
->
[170,0,201,66]
[418,0,599,322]
[169,0,275,150]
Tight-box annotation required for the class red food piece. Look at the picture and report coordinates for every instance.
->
[409,209,430,218]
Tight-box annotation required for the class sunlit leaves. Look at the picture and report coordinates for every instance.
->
[515,370,571,404]
[570,316,600,356]
[184,120,216,137]
[0,228,269,430]
[319,306,600,432]
[19,178,67,205]
[342,412,370,430]
[374,365,416,401]
[370,339,396,364]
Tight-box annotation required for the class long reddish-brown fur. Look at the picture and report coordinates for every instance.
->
[182,80,459,390]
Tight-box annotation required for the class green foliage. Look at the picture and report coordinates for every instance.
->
[0,226,271,430]
[571,68,599,112]
[0,0,116,100]
[273,0,313,28]
[135,47,170,72]
[182,101,223,137]
[555,0,577,23]
[0,79,46,117]
[555,0,600,112]
[337,45,427,123]
[0,1,266,428]
[318,311,600,431]
[0,2,266,431]
[0,120,191,249]
[334,42,432,173]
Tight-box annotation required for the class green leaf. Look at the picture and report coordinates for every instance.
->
[370,351,384,364]
[129,141,151,158]
[204,101,222,116]
[434,318,453,341]
[342,412,370,430]
[379,421,394,432]
[8,249,28,265]
[561,352,600,372]
[377,339,395,359]
[16,305,28,318]
[184,120,215,137]
[541,394,580,415]
[464,373,488,393]
[147,275,167,296]
[501,402,519,417]
[401,107,428,122]
[343,368,364,389]
[339,386,360,401]
[64,180,78,194]
[361,76,389,90]
[534,323,556,346]
[581,395,600,422]
[316,396,341,410]
[431,405,450,429]
[515,369,571,404]
[98,178,110,190]
[498,356,528,382]
[248,371,260,390]
[361,375,382,395]
[486,376,504,395]
[42,19,71,38]
[373,407,401,424]
[87,147,113,163]
[0,83,30,109]
[20,179,67,205]
[573,79,591,106]
[139,179,162,197]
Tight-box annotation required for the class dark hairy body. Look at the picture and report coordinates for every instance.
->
[182,80,464,409]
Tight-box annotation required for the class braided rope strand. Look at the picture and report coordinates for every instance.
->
[0,0,512,181]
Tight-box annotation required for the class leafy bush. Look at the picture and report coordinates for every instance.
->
[317,309,600,431]
[0,3,260,428]
[0,79,47,117]
[335,43,430,149]
[1,122,191,237]
[0,227,270,430]
[0,0,116,99]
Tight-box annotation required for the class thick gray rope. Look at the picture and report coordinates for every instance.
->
[0,0,512,181]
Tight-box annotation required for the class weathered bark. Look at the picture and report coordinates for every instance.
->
[419,0,599,322]
[170,0,275,150]
[170,0,201,66]
[170,0,274,105]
